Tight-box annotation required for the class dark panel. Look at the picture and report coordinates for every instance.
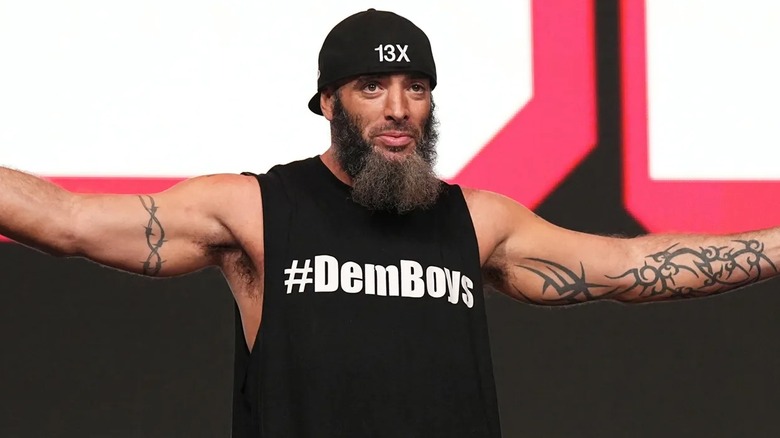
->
[0,244,234,438]
[487,283,780,438]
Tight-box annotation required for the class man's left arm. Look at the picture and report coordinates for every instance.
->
[468,189,780,305]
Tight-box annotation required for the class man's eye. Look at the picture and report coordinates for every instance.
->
[411,83,426,93]
[364,83,379,92]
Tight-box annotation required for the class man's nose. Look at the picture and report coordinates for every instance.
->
[383,86,410,122]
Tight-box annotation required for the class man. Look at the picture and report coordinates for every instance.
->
[1,8,778,438]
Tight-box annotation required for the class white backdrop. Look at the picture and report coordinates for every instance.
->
[647,1,780,180]
[0,1,532,179]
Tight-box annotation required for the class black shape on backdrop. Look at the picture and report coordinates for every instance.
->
[2,1,780,437]
[486,1,780,437]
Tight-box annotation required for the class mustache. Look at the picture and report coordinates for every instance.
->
[368,121,422,141]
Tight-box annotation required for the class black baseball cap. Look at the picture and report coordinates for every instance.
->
[308,9,437,115]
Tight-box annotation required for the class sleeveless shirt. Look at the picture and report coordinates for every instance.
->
[232,157,501,437]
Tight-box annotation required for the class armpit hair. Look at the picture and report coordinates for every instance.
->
[204,242,257,287]
[481,262,507,290]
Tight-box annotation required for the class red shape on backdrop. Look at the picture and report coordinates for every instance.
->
[44,177,183,195]
[452,0,597,208]
[621,0,780,233]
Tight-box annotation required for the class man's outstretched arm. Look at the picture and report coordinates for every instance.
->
[467,189,780,304]
[0,166,259,277]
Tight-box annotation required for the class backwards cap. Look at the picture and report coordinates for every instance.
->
[308,8,437,115]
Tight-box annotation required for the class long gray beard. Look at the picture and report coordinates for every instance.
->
[331,95,442,214]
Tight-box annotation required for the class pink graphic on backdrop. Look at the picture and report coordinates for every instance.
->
[44,177,182,195]
[452,0,597,208]
[621,0,780,233]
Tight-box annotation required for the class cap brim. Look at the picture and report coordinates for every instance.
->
[308,92,323,115]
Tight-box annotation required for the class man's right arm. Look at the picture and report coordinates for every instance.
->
[0,166,258,277]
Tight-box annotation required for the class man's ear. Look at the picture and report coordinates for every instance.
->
[320,88,336,121]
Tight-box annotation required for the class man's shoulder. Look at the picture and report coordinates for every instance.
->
[459,187,537,227]
[460,187,507,209]
[241,156,321,179]
[174,174,261,209]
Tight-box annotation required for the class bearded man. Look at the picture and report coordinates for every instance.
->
[1,8,779,438]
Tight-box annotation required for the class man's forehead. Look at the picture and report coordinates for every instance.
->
[352,73,431,82]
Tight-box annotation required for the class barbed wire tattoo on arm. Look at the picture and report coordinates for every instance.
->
[138,195,166,276]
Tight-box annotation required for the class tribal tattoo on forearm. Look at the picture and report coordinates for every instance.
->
[516,240,777,304]
[138,195,166,276]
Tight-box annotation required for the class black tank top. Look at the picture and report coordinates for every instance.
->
[232,157,501,437]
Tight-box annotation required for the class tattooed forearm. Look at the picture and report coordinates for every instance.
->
[515,239,778,304]
[138,195,166,276]
[604,240,777,301]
